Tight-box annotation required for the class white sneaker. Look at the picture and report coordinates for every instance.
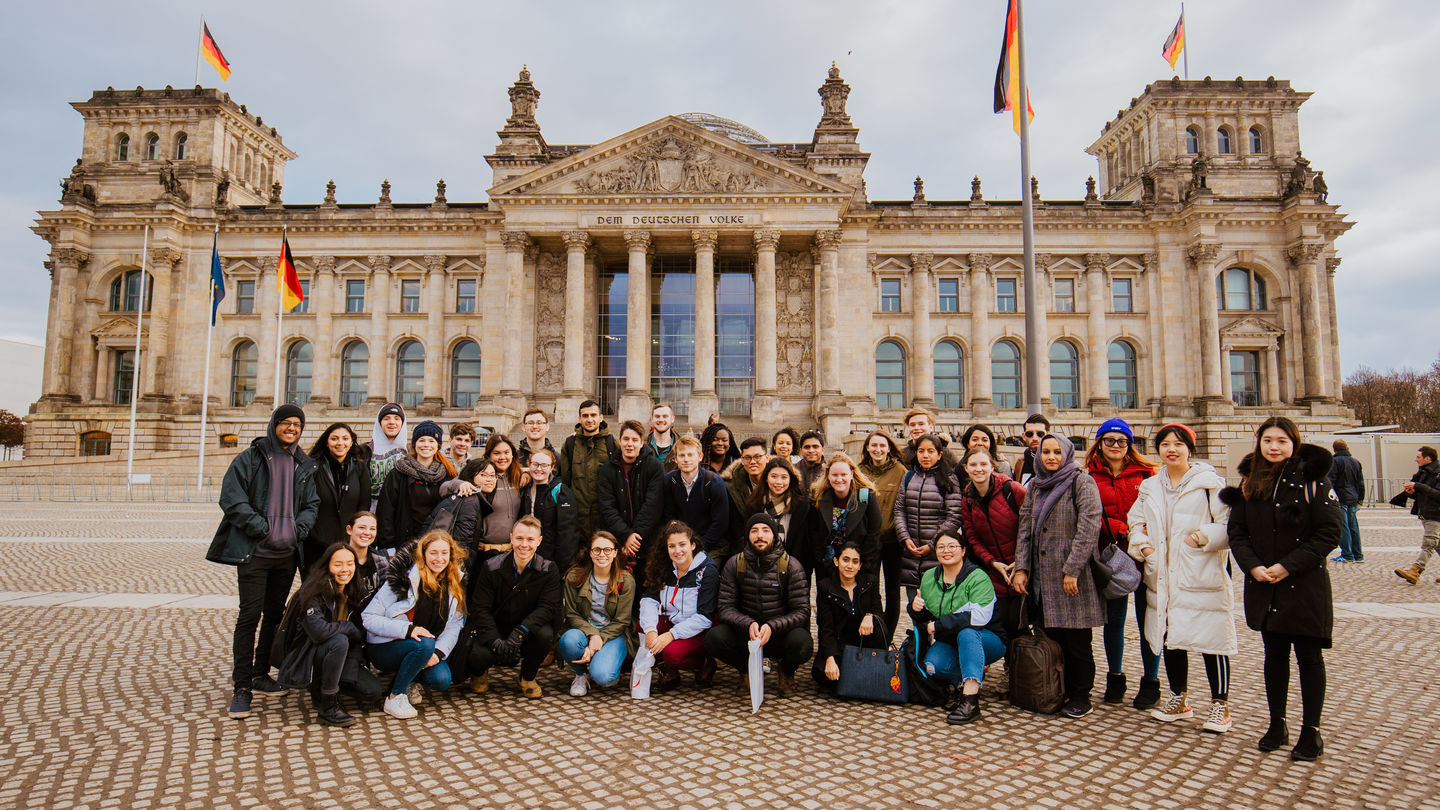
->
[406,683,424,706]
[1201,700,1232,733]
[762,660,772,674]
[1151,691,1193,722]
[569,673,591,697]
[383,693,417,719]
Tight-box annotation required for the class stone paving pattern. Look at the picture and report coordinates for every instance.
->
[0,504,1437,808]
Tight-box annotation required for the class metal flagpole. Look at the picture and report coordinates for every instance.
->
[126,226,150,492]
[195,17,206,87]
[272,226,285,405]
[198,224,216,490]
[1181,3,1189,79]
[1015,0,1041,415]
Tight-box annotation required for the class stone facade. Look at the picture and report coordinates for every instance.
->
[27,68,1353,458]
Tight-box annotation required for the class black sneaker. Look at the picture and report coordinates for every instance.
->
[1061,697,1093,718]
[945,694,981,725]
[1103,672,1127,705]
[228,688,253,719]
[251,675,286,696]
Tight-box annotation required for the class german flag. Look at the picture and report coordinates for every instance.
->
[1162,12,1185,70]
[201,23,231,81]
[993,0,1034,135]
[277,235,304,312]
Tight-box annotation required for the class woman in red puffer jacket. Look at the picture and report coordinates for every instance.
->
[958,446,1026,642]
[1086,417,1157,709]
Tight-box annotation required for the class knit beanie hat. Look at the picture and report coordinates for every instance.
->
[1095,417,1134,443]
[377,402,405,422]
[271,403,306,429]
[412,420,443,444]
[745,512,781,541]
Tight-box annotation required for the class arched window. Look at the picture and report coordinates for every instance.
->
[1108,341,1139,409]
[80,430,112,457]
[230,340,258,407]
[1184,126,1199,155]
[450,340,482,407]
[395,340,425,409]
[1216,267,1268,311]
[116,133,130,161]
[145,133,160,160]
[174,133,188,160]
[1049,341,1081,409]
[1248,126,1264,154]
[339,341,368,408]
[933,340,964,409]
[284,341,313,407]
[1216,127,1232,154]
[991,340,1022,410]
[874,340,906,410]
[108,270,153,312]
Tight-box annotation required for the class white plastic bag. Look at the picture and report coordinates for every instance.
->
[630,647,655,699]
[747,638,765,714]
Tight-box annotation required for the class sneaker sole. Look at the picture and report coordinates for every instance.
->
[384,708,417,719]
[227,709,250,719]
[1202,723,1232,734]
[1063,707,1093,718]
[1151,711,1194,721]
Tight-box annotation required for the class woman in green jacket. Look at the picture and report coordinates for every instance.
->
[558,531,639,695]
[913,531,1007,725]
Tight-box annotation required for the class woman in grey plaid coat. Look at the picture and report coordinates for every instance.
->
[1013,433,1105,718]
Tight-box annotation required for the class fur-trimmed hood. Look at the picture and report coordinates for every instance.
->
[382,543,419,599]
[1220,443,1333,507]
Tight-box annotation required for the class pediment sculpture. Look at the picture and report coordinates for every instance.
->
[574,138,763,194]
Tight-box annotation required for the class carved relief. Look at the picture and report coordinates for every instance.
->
[534,251,566,394]
[775,251,816,394]
[574,138,763,194]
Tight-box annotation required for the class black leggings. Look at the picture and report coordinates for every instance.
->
[879,543,903,643]
[1262,631,1326,728]
[1162,648,1229,702]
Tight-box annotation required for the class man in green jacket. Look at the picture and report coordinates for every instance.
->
[723,438,769,560]
[559,400,616,539]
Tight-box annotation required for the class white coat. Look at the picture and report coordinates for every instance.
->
[1126,461,1235,656]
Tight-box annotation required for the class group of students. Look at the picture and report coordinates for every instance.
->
[209,401,1340,763]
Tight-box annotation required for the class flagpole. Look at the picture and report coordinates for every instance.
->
[198,224,217,491]
[1015,0,1041,415]
[1181,3,1189,79]
[272,226,286,405]
[126,226,150,492]
[195,16,206,86]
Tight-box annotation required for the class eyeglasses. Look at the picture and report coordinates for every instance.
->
[530,462,552,469]
[524,420,547,427]
[935,544,963,552]
[591,547,617,556]
[278,419,303,428]
[1100,437,1130,448]
[1023,430,1046,438]
[741,453,766,462]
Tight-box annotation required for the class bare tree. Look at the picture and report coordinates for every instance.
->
[0,410,24,461]
[1343,356,1439,431]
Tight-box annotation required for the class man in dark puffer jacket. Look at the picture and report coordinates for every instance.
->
[704,514,813,697]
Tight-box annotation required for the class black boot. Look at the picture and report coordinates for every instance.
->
[1290,725,1323,761]
[1103,673,1127,705]
[946,693,981,725]
[317,692,356,727]
[1258,718,1289,752]
[1132,677,1161,710]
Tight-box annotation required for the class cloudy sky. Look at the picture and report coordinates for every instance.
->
[2,0,1436,378]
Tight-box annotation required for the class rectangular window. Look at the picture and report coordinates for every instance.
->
[113,350,135,405]
[651,255,697,416]
[937,277,960,313]
[1230,351,1261,407]
[596,263,628,416]
[879,278,902,312]
[456,279,477,313]
[1112,278,1133,313]
[1053,278,1075,313]
[345,279,365,313]
[400,279,421,313]
[716,257,756,417]
[996,278,1018,313]
[235,280,255,314]
[293,280,310,314]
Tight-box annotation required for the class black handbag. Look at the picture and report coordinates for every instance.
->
[836,617,909,704]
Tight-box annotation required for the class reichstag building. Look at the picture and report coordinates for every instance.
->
[27,66,1353,457]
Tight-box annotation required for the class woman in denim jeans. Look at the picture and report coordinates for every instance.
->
[558,531,638,696]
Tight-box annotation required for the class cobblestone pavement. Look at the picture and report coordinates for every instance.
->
[0,504,1437,808]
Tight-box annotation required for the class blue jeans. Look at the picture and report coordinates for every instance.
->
[924,627,1006,685]
[1104,593,1159,680]
[558,628,630,688]
[368,637,453,696]
[1338,504,1363,560]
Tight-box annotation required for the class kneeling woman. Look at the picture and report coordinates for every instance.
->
[559,531,638,695]
[638,521,721,691]
[813,542,885,691]
[274,543,384,726]
[913,532,1006,724]
[362,529,467,719]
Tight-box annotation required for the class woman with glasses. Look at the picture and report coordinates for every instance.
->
[558,531,637,696]
[913,532,1006,724]
[520,449,580,568]
[1084,418,1159,709]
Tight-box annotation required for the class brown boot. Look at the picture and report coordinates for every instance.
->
[736,674,750,695]
[776,669,796,697]
[696,657,717,688]
[1395,563,1422,584]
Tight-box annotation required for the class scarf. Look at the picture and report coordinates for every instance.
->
[393,454,450,484]
[1026,433,1082,537]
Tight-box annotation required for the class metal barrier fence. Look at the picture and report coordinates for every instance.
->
[0,472,222,503]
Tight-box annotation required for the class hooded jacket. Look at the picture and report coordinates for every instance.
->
[1220,444,1342,644]
[207,414,319,566]
[639,550,719,640]
[814,572,885,662]
[361,545,466,659]
[958,472,1026,597]
[916,559,1005,643]
[364,404,408,502]
[717,540,810,633]
[1087,456,1153,552]
[559,422,617,537]
[1391,460,1440,521]
[597,443,666,559]
[1127,462,1235,656]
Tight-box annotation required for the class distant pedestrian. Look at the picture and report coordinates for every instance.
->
[1392,446,1440,584]
[1328,439,1365,563]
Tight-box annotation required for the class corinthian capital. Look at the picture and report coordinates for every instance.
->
[910,253,934,274]
[1287,243,1324,266]
[50,247,89,269]
[562,231,591,253]
[313,255,336,274]
[1186,242,1221,265]
[501,231,533,253]
[814,229,842,250]
[424,254,448,274]
[752,229,780,252]
[691,230,718,252]
[1084,253,1110,272]
[623,230,651,252]
[367,255,392,274]
[967,253,993,272]
[149,247,184,269]
[1325,257,1342,273]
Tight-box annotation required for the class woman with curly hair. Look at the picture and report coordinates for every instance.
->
[638,520,721,690]
[699,422,740,475]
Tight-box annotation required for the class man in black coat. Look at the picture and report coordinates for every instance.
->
[1327,439,1365,563]
[207,404,319,720]
[598,420,666,564]
[1393,446,1440,584]
[662,435,730,555]
[464,516,563,698]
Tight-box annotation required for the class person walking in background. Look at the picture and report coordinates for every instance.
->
[1328,439,1364,563]
[1393,446,1440,584]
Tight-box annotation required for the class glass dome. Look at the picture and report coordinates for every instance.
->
[676,112,770,146]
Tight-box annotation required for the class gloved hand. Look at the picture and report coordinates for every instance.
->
[489,637,520,667]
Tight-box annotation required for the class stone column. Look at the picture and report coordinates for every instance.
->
[1033,253,1053,407]
[1188,242,1224,403]
[618,230,652,423]
[1143,253,1167,407]
[141,247,182,400]
[690,230,720,421]
[967,253,995,415]
[1289,243,1328,401]
[254,263,278,408]
[1220,347,1234,403]
[814,229,843,397]
[309,255,336,406]
[420,254,448,413]
[40,248,87,402]
[499,233,532,408]
[76,291,99,403]
[750,229,782,423]
[365,255,391,405]
[910,252,935,406]
[1264,345,1281,405]
[1085,253,1113,412]
[561,231,590,398]
[1325,257,1343,399]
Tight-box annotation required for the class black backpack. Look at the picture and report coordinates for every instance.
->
[901,627,953,707]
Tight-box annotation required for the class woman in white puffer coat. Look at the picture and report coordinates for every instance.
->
[1126,423,1235,734]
